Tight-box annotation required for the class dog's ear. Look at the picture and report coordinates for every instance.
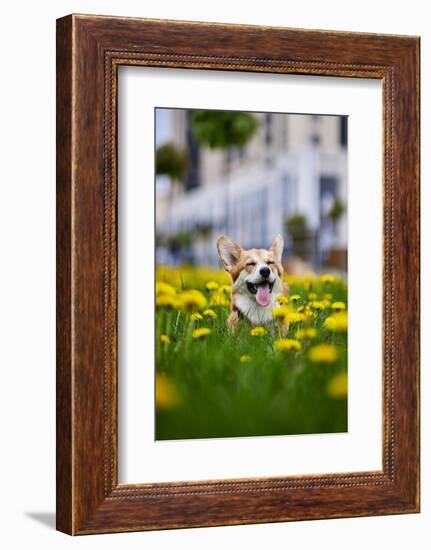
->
[270,234,284,262]
[217,235,242,271]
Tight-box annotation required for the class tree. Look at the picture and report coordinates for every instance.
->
[285,214,312,261]
[167,231,195,253]
[190,110,259,149]
[286,214,307,236]
[155,143,188,181]
[328,198,345,222]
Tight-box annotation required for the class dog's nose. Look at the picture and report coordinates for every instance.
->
[259,266,270,278]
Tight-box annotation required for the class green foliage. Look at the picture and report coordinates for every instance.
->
[195,223,213,239]
[328,198,345,222]
[167,231,195,251]
[286,214,307,233]
[190,110,259,149]
[156,143,188,181]
[156,274,348,440]
[285,214,311,260]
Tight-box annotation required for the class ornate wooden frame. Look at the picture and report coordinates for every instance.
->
[56,14,420,535]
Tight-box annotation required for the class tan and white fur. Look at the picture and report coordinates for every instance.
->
[217,234,288,329]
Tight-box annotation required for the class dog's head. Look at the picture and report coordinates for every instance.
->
[216,234,284,307]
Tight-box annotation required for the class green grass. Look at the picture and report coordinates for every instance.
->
[155,269,348,441]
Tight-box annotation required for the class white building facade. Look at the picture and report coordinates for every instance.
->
[156,110,348,270]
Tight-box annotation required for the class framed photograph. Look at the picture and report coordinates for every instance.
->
[56,14,420,535]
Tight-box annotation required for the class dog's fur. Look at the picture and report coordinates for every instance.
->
[217,234,288,329]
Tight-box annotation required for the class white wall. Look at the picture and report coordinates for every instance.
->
[0,0,428,548]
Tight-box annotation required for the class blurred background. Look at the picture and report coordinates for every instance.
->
[155,108,348,274]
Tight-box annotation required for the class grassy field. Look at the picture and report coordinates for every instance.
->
[155,265,348,440]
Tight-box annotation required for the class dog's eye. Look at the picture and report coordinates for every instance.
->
[267,260,275,265]
[246,261,256,266]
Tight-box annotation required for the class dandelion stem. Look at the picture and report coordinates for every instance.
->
[174,310,181,335]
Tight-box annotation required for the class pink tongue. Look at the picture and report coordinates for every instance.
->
[256,283,270,306]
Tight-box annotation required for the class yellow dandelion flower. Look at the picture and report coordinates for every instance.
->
[210,290,230,307]
[297,327,317,340]
[309,343,338,363]
[206,281,219,291]
[324,316,336,330]
[156,282,176,296]
[298,304,314,317]
[272,305,290,319]
[156,374,179,409]
[192,327,212,339]
[179,289,207,312]
[308,292,317,300]
[320,274,335,284]
[303,309,315,321]
[191,312,203,321]
[160,334,171,344]
[250,326,266,336]
[310,300,326,310]
[324,293,333,301]
[324,311,348,332]
[219,284,232,294]
[327,372,348,398]
[289,294,301,303]
[274,338,302,352]
[331,301,346,311]
[276,295,289,305]
[156,294,178,308]
[203,308,217,319]
[284,311,306,324]
[240,355,252,363]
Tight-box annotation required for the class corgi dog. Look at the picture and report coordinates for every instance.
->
[216,234,288,329]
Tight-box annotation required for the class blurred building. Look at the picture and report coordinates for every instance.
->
[156,109,348,271]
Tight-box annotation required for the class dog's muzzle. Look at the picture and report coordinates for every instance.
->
[246,281,275,294]
[247,281,275,306]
